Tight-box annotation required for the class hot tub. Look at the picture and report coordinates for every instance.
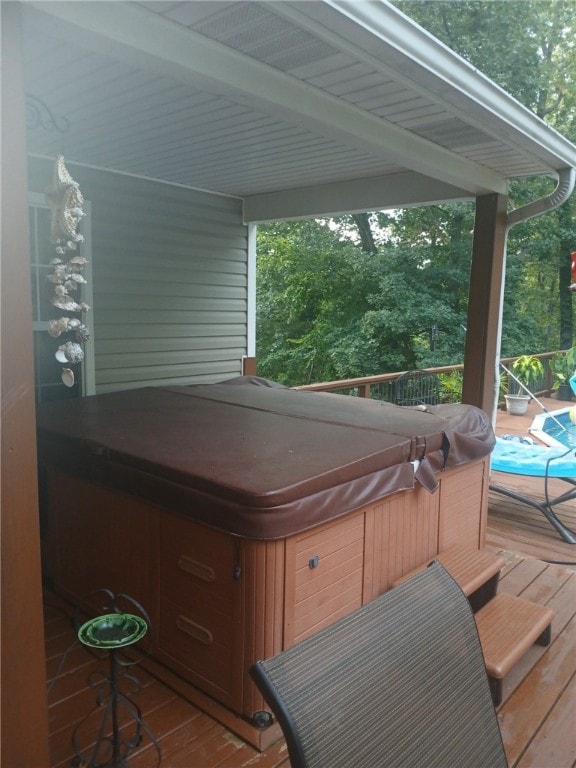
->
[37,378,494,744]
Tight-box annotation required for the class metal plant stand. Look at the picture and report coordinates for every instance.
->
[71,591,161,768]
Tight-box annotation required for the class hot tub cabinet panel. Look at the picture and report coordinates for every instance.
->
[438,458,490,550]
[37,381,494,731]
[43,470,158,617]
[157,512,245,709]
[41,458,489,722]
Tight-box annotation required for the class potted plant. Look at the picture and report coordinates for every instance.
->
[504,355,544,415]
[439,370,463,403]
[550,347,576,401]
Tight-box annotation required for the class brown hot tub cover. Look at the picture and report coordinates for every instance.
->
[36,378,494,539]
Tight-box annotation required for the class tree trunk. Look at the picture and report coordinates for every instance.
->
[352,213,377,254]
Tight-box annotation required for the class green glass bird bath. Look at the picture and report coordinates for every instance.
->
[78,613,148,649]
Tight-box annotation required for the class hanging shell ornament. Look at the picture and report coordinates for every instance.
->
[55,341,84,364]
[52,296,82,312]
[45,156,91,388]
[74,324,91,343]
[45,155,85,246]
[61,368,75,387]
[48,317,72,338]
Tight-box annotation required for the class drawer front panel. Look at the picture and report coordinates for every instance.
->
[159,513,238,613]
[158,512,243,707]
[158,597,236,704]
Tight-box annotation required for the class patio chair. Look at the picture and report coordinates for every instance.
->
[250,562,508,768]
[394,369,441,406]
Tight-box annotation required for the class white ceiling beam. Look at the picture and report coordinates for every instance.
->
[26,1,507,196]
[243,172,471,222]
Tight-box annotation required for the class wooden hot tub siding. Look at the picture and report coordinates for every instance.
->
[42,456,489,737]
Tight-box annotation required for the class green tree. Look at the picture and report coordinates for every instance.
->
[256,2,576,387]
[395,0,576,349]
[256,220,373,384]
[257,214,473,385]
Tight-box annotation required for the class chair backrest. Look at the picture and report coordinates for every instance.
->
[394,369,441,406]
[250,562,507,768]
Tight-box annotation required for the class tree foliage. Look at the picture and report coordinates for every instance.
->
[396,0,576,348]
[256,1,576,387]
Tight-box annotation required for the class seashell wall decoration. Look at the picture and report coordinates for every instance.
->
[55,341,85,364]
[61,368,75,388]
[45,156,91,387]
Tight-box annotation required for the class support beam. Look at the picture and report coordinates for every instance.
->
[1,4,50,766]
[244,172,470,222]
[462,193,508,415]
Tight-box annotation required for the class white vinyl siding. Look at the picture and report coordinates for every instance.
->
[28,158,248,393]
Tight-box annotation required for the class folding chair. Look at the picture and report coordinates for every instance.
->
[250,562,507,768]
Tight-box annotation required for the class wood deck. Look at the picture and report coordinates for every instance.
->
[487,397,576,564]
[45,553,576,768]
[45,397,576,768]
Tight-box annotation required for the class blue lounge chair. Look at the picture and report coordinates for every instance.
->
[490,437,576,544]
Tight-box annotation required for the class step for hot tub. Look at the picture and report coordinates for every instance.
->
[392,546,505,612]
[475,592,554,707]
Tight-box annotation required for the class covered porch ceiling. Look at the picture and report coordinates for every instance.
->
[23,0,576,222]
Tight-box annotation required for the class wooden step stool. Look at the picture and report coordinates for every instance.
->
[475,592,554,706]
[392,546,505,612]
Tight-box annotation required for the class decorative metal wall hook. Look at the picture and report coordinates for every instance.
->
[26,94,69,134]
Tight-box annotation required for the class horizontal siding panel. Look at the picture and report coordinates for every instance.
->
[96,347,244,368]
[28,157,248,392]
[96,359,242,386]
[95,369,241,393]
[96,336,245,354]
[98,241,247,263]
[95,226,247,255]
[93,203,247,238]
[97,265,246,287]
[93,281,246,300]
[94,294,246,312]
[96,324,244,340]
[97,249,247,272]
[94,310,246,325]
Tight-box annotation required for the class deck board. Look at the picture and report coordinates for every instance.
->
[514,678,576,768]
[499,614,576,767]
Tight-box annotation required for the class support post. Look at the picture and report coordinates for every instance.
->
[1,3,50,766]
[462,193,508,415]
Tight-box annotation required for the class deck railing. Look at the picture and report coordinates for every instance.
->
[293,351,559,405]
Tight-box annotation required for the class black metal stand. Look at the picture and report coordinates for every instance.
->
[71,592,161,768]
